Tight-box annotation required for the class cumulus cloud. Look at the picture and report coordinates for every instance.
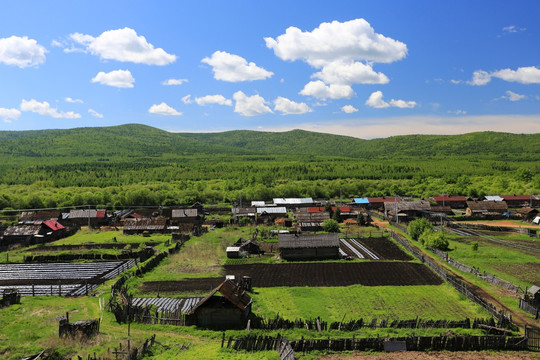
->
[194,95,232,106]
[88,109,103,118]
[265,18,407,67]
[300,80,355,100]
[202,51,273,82]
[501,90,526,102]
[273,97,312,115]
[91,69,135,88]
[69,27,176,65]
[0,35,47,68]
[65,97,83,103]
[469,66,540,85]
[0,107,21,122]
[365,91,416,109]
[266,19,405,98]
[148,102,182,116]
[312,61,389,85]
[233,91,273,116]
[162,78,188,86]
[20,99,81,118]
[341,105,358,114]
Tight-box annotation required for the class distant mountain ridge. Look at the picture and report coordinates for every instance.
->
[0,123,538,160]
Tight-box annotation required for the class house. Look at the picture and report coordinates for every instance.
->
[367,196,401,210]
[19,211,61,224]
[517,207,539,221]
[2,220,65,246]
[122,218,168,235]
[427,196,469,209]
[465,200,508,217]
[429,205,453,215]
[278,233,339,260]
[171,208,204,234]
[256,207,287,224]
[384,200,431,222]
[352,197,370,208]
[66,209,108,228]
[231,207,256,223]
[500,195,534,208]
[186,279,252,328]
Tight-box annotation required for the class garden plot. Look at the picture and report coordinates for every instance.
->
[0,260,136,296]
[339,237,412,260]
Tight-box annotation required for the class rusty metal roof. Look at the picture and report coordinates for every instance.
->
[3,224,41,236]
[123,218,167,231]
[68,209,106,219]
[172,208,199,218]
[466,200,508,211]
[42,220,65,231]
[19,211,61,222]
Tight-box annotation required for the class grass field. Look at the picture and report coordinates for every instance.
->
[251,284,489,322]
[443,233,540,287]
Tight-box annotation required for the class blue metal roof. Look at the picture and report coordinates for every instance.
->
[353,198,369,204]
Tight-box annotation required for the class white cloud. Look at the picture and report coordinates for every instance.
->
[503,25,525,33]
[265,18,407,67]
[365,91,389,108]
[194,95,232,106]
[312,61,389,85]
[341,105,358,114]
[450,79,462,84]
[365,91,416,109]
[273,97,312,115]
[501,90,526,102]
[69,27,176,65]
[20,99,81,119]
[148,102,182,116]
[162,78,188,86]
[469,66,540,85]
[88,109,103,118]
[0,107,21,122]
[65,97,83,103]
[0,36,47,68]
[181,95,193,104]
[91,69,135,88]
[201,51,273,82]
[468,70,491,86]
[300,80,355,100]
[233,91,273,116]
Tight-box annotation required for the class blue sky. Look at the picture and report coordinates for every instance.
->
[0,0,539,138]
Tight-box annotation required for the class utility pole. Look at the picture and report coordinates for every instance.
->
[442,192,445,207]
[394,194,398,225]
[87,205,91,229]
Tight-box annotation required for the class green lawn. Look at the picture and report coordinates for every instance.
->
[251,284,489,322]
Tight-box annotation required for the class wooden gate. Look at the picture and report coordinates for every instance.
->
[525,325,540,351]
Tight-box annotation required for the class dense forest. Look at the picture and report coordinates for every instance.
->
[0,124,538,209]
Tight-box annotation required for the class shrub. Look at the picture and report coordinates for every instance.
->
[420,229,449,251]
[407,218,433,241]
[471,241,479,251]
[322,219,340,233]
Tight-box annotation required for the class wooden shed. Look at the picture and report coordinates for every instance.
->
[186,279,252,328]
[384,200,432,222]
[278,233,339,260]
[122,218,168,235]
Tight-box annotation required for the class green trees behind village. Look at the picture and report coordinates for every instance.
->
[0,124,538,209]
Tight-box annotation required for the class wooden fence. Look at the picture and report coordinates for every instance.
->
[525,326,540,351]
[226,334,529,353]
[390,231,514,328]
[519,298,540,318]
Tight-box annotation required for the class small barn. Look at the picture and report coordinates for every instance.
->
[518,207,539,221]
[427,196,469,209]
[19,211,61,224]
[66,209,109,228]
[186,279,252,328]
[367,197,401,210]
[2,220,65,247]
[279,233,339,260]
[500,195,533,208]
[295,212,330,232]
[256,207,287,224]
[231,207,256,223]
[384,200,431,222]
[526,285,540,306]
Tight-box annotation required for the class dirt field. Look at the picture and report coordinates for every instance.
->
[358,237,413,261]
[319,351,540,359]
[140,262,442,293]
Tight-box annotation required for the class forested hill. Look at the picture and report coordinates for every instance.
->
[0,123,538,161]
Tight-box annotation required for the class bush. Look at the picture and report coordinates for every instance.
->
[419,229,449,251]
[471,241,479,251]
[407,218,433,241]
[322,219,340,233]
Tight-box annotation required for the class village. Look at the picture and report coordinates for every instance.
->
[0,193,539,358]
